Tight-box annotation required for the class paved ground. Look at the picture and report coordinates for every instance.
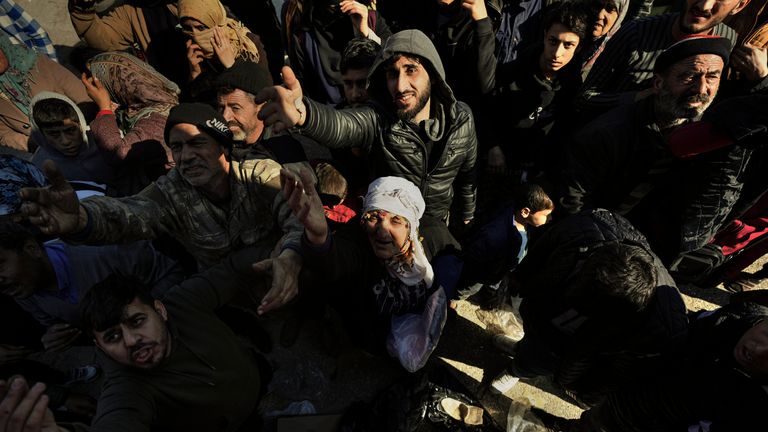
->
[22,1,768,430]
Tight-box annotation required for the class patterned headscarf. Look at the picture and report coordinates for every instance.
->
[363,176,434,288]
[0,35,38,116]
[87,52,180,130]
[178,0,260,63]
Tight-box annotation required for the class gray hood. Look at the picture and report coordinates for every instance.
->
[367,30,457,141]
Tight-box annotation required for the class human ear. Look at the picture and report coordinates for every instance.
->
[731,0,751,15]
[652,74,663,93]
[154,300,168,321]
[520,207,531,218]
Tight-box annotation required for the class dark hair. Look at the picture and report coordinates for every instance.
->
[0,221,38,251]
[574,243,658,311]
[542,1,589,43]
[340,37,380,74]
[32,98,79,129]
[514,184,555,213]
[80,274,155,334]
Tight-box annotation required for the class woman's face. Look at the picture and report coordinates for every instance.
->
[362,210,411,260]
[592,0,620,39]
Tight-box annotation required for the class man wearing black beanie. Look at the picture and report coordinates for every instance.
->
[560,35,745,264]
[20,102,305,316]
[215,61,310,163]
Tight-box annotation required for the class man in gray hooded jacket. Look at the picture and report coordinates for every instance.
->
[257,29,478,223]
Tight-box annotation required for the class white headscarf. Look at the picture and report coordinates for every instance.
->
[363,177,434,288]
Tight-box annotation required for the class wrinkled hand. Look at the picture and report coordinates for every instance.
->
[731,43,768,81]
[256,66,306,133]
[462,0,488,21]
[212,27,236,69]
[340,1,369,37]
[486,145,507,174]
[0,346,34,366]
[280,168,328,245]
[253,249,302,315]
[186,39,204,81]
[20,160,86,236]
[0,377,62,432]
[80,73,113,111]
[41,324,81,353]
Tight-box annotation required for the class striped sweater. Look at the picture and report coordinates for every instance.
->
[577,13,737,114]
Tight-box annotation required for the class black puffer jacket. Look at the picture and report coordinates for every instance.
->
[300,30,478,221]
[575,302,768,432]
[514,209,688,404]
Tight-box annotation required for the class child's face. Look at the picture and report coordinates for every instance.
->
[524,208,553,227]
[540,23,580,76]
[40,119,84,156]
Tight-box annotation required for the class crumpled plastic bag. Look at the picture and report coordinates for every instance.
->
[507,398,547,432]
[476,295,525,341]
[387,287,448,372]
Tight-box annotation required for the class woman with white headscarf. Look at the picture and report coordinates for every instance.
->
[282,168,460,371]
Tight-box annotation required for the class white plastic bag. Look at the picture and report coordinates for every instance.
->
[476,295,525,340]
[387,287,448,372]
[507,398,548,432]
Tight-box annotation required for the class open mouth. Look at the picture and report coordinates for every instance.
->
[132,345,154,364]
[395,93,415,107]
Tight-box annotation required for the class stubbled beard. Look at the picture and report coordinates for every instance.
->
[394,82,431,122]
[654,85,712,129]
[227,122,247,142]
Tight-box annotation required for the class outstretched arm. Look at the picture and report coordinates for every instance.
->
[19,161,88,236]
[256,66,307,133]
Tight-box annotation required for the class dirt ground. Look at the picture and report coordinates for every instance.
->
[22,1,768,429]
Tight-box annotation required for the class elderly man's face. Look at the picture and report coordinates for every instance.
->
[680,0,750,34]
[94,298,171,370]
[654,53,723,123]
[734,320,768,382]
[168,123,230,191]
[217,89,264,143]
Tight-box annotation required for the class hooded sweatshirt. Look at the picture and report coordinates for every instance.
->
[30,91,115,193]
[301,30,478,220]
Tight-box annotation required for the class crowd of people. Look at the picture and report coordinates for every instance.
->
[1,0,767,430]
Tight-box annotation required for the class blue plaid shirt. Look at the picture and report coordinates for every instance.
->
[0,0,57,61]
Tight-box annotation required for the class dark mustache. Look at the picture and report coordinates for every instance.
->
[131,342,154,356]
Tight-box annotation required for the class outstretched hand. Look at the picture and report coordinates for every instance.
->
[280,168,328,246]
[19,160,87,236]
[253,249,302,316]
[0,377,62,432]
[256,66,306,133]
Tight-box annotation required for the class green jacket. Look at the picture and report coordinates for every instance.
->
[75,158,303,269]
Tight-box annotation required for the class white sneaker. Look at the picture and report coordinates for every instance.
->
[490,370,520,395]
